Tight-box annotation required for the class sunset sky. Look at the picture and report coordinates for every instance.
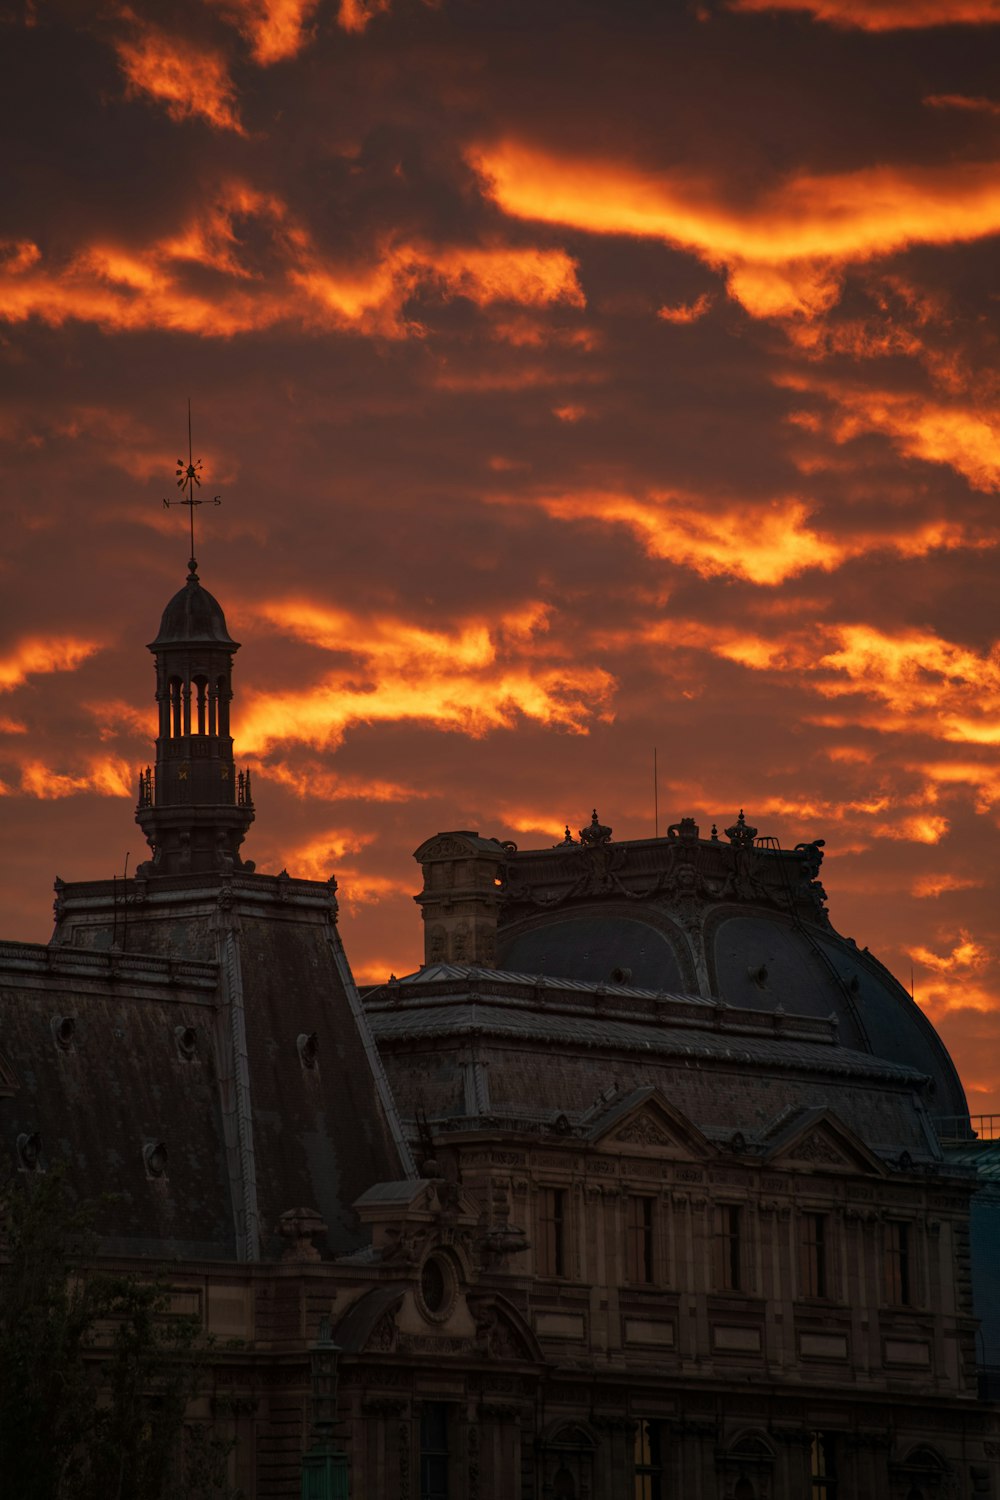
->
[3,0,1000,1110]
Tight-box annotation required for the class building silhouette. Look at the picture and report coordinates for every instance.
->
[1,565,998,1498]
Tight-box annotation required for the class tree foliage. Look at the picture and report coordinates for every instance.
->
[0,1166,233,1500]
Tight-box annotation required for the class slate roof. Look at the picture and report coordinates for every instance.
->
[369,962,713,1005]
[368,999,927,1083]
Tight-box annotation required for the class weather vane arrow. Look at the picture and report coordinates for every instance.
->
[162,398,221,575]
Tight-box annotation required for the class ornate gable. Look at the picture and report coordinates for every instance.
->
[587,1086,714,1160]
[763,1107,886,1176]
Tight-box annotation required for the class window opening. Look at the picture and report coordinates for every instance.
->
[884,1221,911,1305]
[170,677,182,738]
[539,1187,566,1277]
[810,1432,837,1499]
[800,1212,828,1298]
[714,1204,741,1290]
[627,1196,654,1284]
[420,1256,447,1314]
[419,1402,449,1500]
[195,677,207,734]
[634,1419,662,1500]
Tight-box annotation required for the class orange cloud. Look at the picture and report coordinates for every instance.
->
[783,376,1000,493]
[338,0,392,32]
[660,616,1000,756]
[113,18,245,134]
[0,180,582,341]
[909,760,1000,814]
[252,758,430,803]
[352,955,418,985]
[727,0,1000,27]
[19,756,133,800]
[211,0,320,63]
[234,599,615,754]
[293,241,584,333]
[523,488,990,585]
[875,813,950,844]
[657,292,713,324]
[470,140,1000,320]
[909,930,990,975]
[925,92,1000,115]
[0,637,100,692]
[279,827,373,879]
[497,808,570,841]
[912,873,983,898]
[0,240,40,274]
[275,829,412,906]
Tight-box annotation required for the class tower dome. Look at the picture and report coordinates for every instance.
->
[150,565,238,649]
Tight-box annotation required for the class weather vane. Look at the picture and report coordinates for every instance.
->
[163,399,221,575]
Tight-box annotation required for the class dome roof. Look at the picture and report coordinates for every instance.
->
[149,568,238,649]
[494,825,970,1122]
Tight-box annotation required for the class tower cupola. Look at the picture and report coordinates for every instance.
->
[136,560,255,876]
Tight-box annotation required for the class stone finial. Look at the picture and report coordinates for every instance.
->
[579,809,612,846]
[725,809,757,848]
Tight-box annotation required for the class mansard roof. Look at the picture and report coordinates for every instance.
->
[370,1000,923,1081]
[424,810,969,1118]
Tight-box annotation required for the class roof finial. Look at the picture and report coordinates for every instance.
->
[162,399,221,578]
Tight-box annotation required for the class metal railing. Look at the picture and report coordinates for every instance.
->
[933,1114,1000,1143]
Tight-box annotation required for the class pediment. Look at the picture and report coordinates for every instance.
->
[763,1107,886,1176]
[587,1087,714,1160]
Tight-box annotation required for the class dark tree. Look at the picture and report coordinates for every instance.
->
[0,1167,233,1500]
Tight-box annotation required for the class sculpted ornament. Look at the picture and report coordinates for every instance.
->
[613,1114,672,1148]
[579,809,613,845]
[792,1131,848,1168]
[367,1311,398,1353]
[427,924,447,962]
[725,809,758,847]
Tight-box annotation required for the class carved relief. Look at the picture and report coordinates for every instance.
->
[613,1115,672,1148]
[367,1311,398,1353]
[790,1131,849,1168]
[452,921,472,962]
[470,1298,534,1362]
[427,924,447,963]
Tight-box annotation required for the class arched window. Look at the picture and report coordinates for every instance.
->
[169,677,182,738]
[194,676,208,735]
[217,675,229,735]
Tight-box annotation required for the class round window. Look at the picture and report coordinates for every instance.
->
[420,1255,447,1314]
[418,1252,457,1320]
